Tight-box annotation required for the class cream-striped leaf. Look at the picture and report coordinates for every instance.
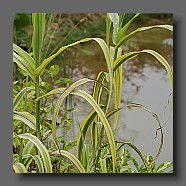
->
[13,86,35,110]
[51,150,85,173]
[113,49,173,89]
[116,25,173,48]
[13,162,27,173]
[23,154,44,173]
[18,133,52,173]
[13,111,36,130]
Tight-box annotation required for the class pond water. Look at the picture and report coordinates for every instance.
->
[45,19,173,165]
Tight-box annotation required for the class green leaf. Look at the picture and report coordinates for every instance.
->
[40,82,52,91]
[32,13,46,67]
[118,13,125,29]
[113,49,173,89]
[18,133,53,173]
[82,144,90,171]
[92,38,113,111]
[37,87,116,172]
[116,24,173,48]
[23,154,44,173]
[77,105,105,161]
[157,162,173,173]
[13,162,27,173]
[34,38,113,109]
[42,130,51,140]
[70,90,116,172]
[142,49,173,89]
[13,44,36,70]
[92,71,107,104]
[106,14,112,46]
[117,13,140,43]
[54,78,73,85]
[99,158,107,173]
[49,65,59,77]
[13,111,36,130]
[108,13,119,45]
[64,141,77,151]
[113,51,140,71]
[168,169,173,173]
[132,158,139,171]
[117,144,147,171]
[52,78,94,142]
[111,47,123,129]
[22,141,34,155]
[13,86,35,110]
[51,150,86,173]
[13,49,35,80]
[34,38,92,77]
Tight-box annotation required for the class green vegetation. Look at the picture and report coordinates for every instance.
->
[13,13,173,173]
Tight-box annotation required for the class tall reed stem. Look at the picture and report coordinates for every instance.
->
[19,76,28,162]
[32,13,46,142]
[35,77,41,141]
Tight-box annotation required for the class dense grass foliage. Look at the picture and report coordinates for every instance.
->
[13,13,173,173]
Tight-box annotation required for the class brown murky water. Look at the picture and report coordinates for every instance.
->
[44,20,173,165]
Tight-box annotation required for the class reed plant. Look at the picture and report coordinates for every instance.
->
[13,13,173,173]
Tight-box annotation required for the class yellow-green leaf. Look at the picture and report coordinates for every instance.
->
[18,133,52,173]
[116,25,173,48]
[13,162,27,173]
[13,111,36,130]
[51,150,85,173]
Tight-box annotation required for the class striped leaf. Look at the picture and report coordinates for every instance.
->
[34,38,113,110]
[116,25,173,48]
[117,13,140,43]
[13,111,36,130]
[34,38,91,76]
[22,141,35,168]
[113,49,173,89]
[13,50,35,80]
[52,78,94,142]
[23,141,34,155]
[23,157,33,170]
[99,158,107,173]
[18,133,53,173]
[108,13,119,45]
[118,13,125,30]
[13,44,36,69]
[23,154,44,173]
[13,86,35,110]
[13,162,27,173]
[70,90,116,172]
[32,13,46,68]
[36,87,66,101]
[82,144,90,171]
[51,150,85,173]
[92,38,113,112]
[111,47,123,129]
[92,71,107,104]
[106,14,112,46]
[142,49,173,89]
[37,88,116,172]
[77,105,105,161]
[113,51,140,71]
[91,71,107,151]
